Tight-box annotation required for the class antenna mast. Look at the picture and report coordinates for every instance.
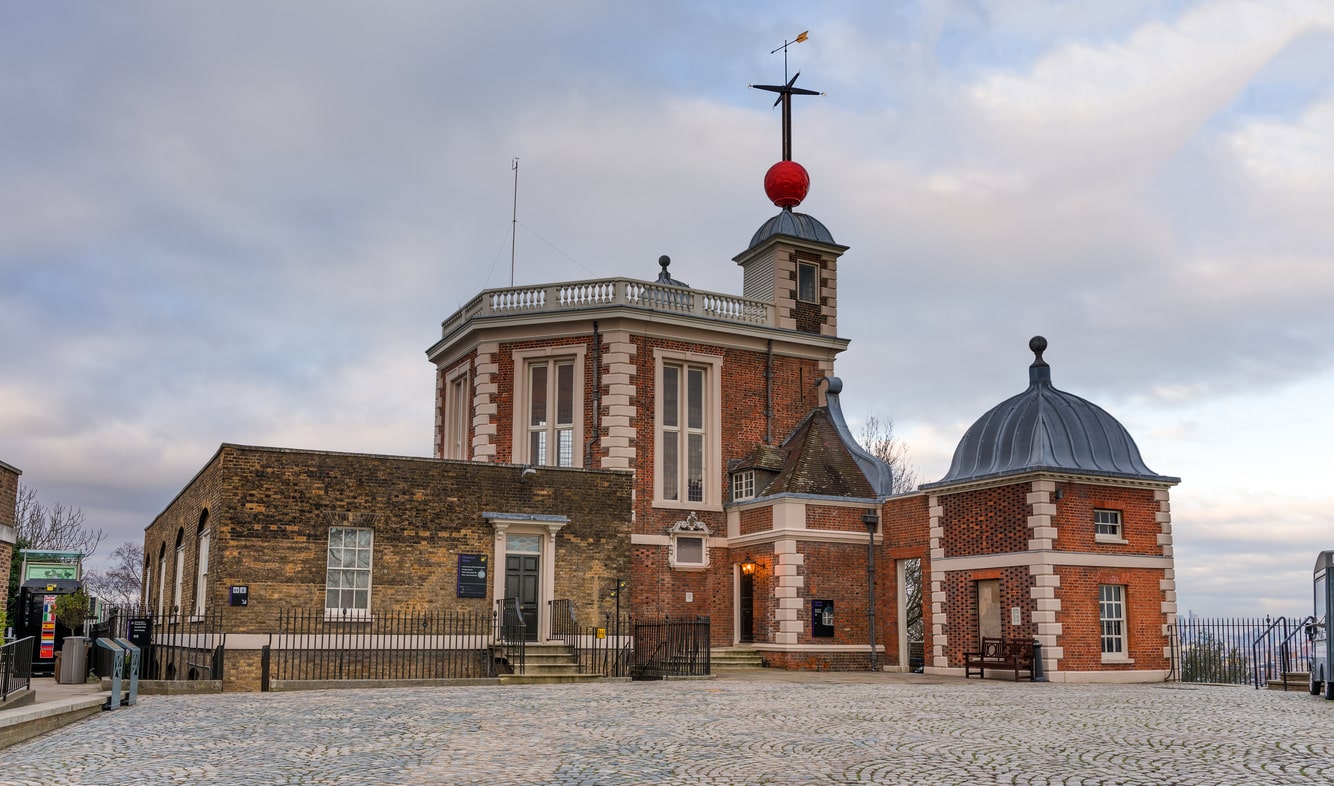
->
[510,157,519,287]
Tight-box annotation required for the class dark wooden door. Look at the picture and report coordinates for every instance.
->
[506,554,540,641]
[739,572,755,643]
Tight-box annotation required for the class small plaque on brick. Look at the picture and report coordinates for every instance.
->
[457,554,488,598]
[812,599,835,638]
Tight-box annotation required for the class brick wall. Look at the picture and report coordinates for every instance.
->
[884,493,931,668]
[145,446,633,634]
[0,463,18,614]
[805,505,866,533]
[1051,483,1164,554]
[738,507,771,536]
[0,463,17,531]
[939,484,1029,557]
[799,541,884,647]
[1055,565,1169,672]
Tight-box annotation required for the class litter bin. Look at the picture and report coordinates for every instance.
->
[58,636,88,684]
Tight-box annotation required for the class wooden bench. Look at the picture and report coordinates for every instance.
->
[965,637,1034,681]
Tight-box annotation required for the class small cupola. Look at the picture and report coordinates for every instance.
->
[922,337,1180,489]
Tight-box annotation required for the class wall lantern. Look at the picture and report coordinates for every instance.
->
[740,555,758,576]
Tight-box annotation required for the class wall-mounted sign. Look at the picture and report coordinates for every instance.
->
[24,565,78,581]
[230,585,249,607]
[128,617,153,648]
[457,554,488,598]
[811,598,835,638]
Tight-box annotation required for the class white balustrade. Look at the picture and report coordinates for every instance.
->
[440,277,774,337]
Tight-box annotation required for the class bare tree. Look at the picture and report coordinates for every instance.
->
[858,413,919,495]
[14,485,104,557]
[83,541,144,608]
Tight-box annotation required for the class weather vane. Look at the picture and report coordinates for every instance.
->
[750,30,823,162]
[750,31,824,210]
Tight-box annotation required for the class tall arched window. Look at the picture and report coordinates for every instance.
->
[157,544,167,617]
[172,527,185,618]
[143,554,152,614]
[194,510,211,618]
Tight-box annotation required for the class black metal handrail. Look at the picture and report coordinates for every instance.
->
[1,637,34,701]
[495,597,526,675]
[1276,615,1317,691]
[1253,616,1285,688]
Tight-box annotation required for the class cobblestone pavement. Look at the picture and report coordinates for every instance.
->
[2,675,1333,785]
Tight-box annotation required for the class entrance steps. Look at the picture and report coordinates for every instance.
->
[499,642,603,685]
[1266,671,1312,692]
[711,646,765,671]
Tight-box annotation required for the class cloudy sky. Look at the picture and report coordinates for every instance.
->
[3,1,1331,618]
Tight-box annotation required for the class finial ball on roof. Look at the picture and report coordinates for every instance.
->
[1030,335,1047,356]
[659,255,670,271]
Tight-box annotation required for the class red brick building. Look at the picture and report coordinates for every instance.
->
[915,337,1179,681]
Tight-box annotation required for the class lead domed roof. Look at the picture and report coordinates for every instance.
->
[748,209,837,250]
[921,337,1178,489]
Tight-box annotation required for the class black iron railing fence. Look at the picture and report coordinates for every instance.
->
[548,599,633,678]
[1170,615,1315,688]
[633,616,711,680]
[1,636,34,701]
[267,608,497,684]
[88,603,720,688]
[95,605,226,681]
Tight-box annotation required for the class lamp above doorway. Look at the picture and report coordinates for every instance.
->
[740,555,758,576]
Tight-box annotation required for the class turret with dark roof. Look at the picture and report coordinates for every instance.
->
[922,336,1179,489]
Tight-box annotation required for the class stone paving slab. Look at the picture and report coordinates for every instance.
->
[0,676,1331,785]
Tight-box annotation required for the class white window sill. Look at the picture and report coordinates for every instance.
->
[189,615,205,624]
[1095,535,1129,545]
[324,612,374,622]
[653,500,723,513]
[669,564,709,572]
[1101,655,1135,665]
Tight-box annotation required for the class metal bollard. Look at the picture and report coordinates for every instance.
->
[1032,639,1048,682]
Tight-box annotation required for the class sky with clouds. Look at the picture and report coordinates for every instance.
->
[2,1,1331,618]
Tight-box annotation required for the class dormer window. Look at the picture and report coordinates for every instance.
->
[668,512,711,571]
[732,470,756,502]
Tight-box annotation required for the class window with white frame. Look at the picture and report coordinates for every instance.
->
[662,364,706,503]
[172,528,185,618]
[797,262,818,303]
[732,470,756,502]
[1099,584,1127,657]
[193,512,210,618]
[326,527,373,615]
[1094,509,1123,540]
[444,369,470,460]
[527,359,576,467]
[157,545,167,616]
[668,512,710,570]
